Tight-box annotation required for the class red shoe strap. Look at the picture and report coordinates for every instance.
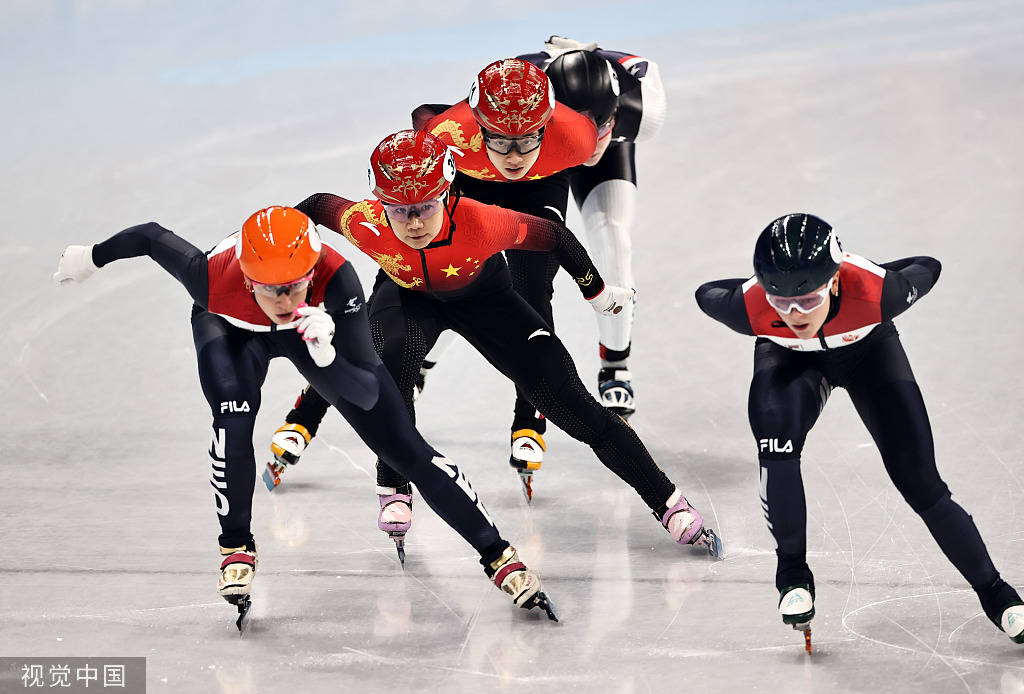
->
[492,562,526,588]
[220,553,255,570]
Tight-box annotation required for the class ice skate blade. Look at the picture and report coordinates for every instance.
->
[262,463,281,492]
[389,534,406,568]
[794,624,812,653]
[523,590,558,622]
[223,594,251,633]
[692,527,724,559]
[517,471,534,504]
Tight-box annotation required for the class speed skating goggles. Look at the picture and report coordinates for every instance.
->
[765,281,833,314]
[481,127,545,155]
[382,198,446,223]
[251,271,314,298]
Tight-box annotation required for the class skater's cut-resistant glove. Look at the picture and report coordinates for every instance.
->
[544,36,599,56]
[296,305,336,367]
[53,245,99,286]
[587,285,635,316]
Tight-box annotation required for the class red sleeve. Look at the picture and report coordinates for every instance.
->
[466,202,606,299]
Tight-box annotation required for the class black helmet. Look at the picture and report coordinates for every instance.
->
[544,50,619,126]
[753,213,843,296]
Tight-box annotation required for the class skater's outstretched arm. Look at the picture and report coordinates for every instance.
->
[694,277,756,336]
[55,222,210,305]
[293,193,356,232]
[878,256,941,320]
[487,207,607,299]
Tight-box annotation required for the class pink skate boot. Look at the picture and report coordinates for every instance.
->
[659,488,724,558]
[378,489,413,567]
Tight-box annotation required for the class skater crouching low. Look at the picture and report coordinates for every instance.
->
[273,129,723,559]
[53,206,556,629]
[695,212,1024,649]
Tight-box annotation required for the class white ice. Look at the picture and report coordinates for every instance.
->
[2,2,1024,692]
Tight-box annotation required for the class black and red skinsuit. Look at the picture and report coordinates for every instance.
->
[90,222,509,564]
[286,193,679,515]
[696,252,1021,625]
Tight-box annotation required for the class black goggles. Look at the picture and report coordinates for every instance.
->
[481,127,545,155]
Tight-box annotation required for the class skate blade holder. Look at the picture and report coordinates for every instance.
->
[791,621,812,654]
[783,616,813,654]
[694,528,725,559]
[224,593,252,634]
[516,470,534,504]
[262,462,283,492]
[387,531,407,568]
[525,590,558,622]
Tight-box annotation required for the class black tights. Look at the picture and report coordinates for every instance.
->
[749,324,1019,624]
[192,270,506,563]
[288,274,676,511]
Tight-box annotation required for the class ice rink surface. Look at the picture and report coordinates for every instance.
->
[2,1,1024,692]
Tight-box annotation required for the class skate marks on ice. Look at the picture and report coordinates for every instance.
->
[843,590,1024,674]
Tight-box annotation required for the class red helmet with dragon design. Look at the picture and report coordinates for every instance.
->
[469,58,556,136]
[368,130,456,205]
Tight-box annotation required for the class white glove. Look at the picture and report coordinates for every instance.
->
[53,245,99,286]
[544,36,599,57]
[296,305,336,367]
[587,285,635,316]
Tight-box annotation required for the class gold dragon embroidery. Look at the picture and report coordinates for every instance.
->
[430,120,483,152]
[369,250,423,289]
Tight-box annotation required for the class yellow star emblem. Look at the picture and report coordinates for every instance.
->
[442,263,462,278]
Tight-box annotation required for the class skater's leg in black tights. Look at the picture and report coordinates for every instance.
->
[845,330,1021,624]
[449,289,675,510]
[306,360,505,561]
[192,309,269,548]
[285,385,331,437]
[747,340,830,593]
[366,281,445,494]
[506,248,560,435]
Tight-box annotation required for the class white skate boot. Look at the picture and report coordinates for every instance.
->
[1001,602,1024,644]
[263,423,312,491]
[509,429,544,503]
[218,543,258,632]
[378,489,413,567]
[779,584,815,653]
[484,545,557,621]
[598,367,635,419]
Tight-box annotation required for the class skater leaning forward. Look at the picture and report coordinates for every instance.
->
[278,53,654,497]
[277,57,604,495]
[695,212,1024,647]
[283,129,723,558]
[53,206,556,627]
[516,36,668,420]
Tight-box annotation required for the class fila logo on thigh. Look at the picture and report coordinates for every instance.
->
[220,400,250,413]
[431,456,495,527]
[759,438,794,453]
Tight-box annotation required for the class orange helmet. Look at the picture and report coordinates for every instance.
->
[236,206,322,284]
